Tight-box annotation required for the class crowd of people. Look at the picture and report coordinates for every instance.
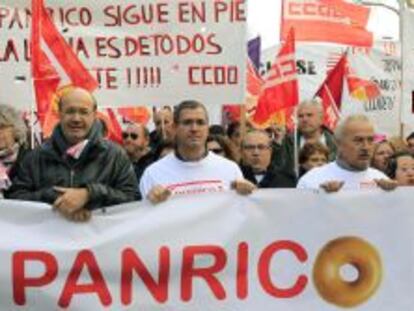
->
[1,87,414,222]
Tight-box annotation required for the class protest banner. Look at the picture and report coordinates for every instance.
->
[401,9,414,135]
[0,0,246,123]
[261,41,401,136]
[0,189,413,310]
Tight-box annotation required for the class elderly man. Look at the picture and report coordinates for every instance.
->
[122,122,154,199]
[240,130,296,188]
[297,115,396,191]
[7,87,137,221]
[140,100,255,204]
[149,106,175,149]
[275,99,336,172]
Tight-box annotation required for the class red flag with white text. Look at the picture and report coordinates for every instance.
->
[281,0,373,47]
[314,53,347,130]
[253,28,299,125]
[31,0,98,133]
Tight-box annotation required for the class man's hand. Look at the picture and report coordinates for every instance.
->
[320,181,344,193]
[147,185,171,204]
[53,187,90,216]
[231,179,257,195]
[64,208,92,222]
[375,179,398,191]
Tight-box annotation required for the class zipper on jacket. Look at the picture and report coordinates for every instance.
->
[70,170,74,187]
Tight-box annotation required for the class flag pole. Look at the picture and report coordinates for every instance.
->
[293,106,299,177]
[240,103,247,149]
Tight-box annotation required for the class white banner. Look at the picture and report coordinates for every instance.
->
[1,189,414,310]
[402,9,414,134]
[262,42,401,136]
[0,0,246,121]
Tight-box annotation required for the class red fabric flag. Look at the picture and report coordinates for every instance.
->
[97,109,123,144]
[118,107,151,125]
[281,0,373,47]
[347,76,381,101]
[314,53,347,130]
[253,28,299,125]
[346,58,381,101]
[246,57,264,96]
[31,0,98,130]
[319,0,370,28]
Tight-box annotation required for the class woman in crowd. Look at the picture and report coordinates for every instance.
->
[387,152,414,186]
[298,142,329,177]
[207,135,239,163]
[0,105,28,197]
[371,140,395,173]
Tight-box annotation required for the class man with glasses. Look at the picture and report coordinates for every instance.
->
[7,87,137,221]
[122,122,154,199]
[140,100,256,204]
[240,130,296,188]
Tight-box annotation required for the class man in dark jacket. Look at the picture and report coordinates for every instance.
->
[240,130,296,188]
[273,99,337,174]
[6,87,137,221]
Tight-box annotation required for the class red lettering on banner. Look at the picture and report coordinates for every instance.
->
[58,250,112,308]
[236,242,249,299]
[181,245,227,301]
[121,247,170,304]
[214,0,246,23]
[8,240,325,307]
[188,66,238,85]
[103,4,170,27]
[178,2,207,23]
[258,241,308,298]
[91,67,119,89]
[0,39,19,62]
[13,251,58,305]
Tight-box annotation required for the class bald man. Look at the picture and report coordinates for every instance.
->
[7,87,137,221]
[297,115,397,192]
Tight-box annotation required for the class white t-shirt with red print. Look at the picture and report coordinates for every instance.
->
[297,161,388,190]
[139,152,243,199]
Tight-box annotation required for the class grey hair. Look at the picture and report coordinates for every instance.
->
[298,98,324,115]
[0,104,28,147]
[334,114,373,141]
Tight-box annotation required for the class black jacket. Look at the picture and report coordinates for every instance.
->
[240,165,297,188]
[6,122,137,210]
[273,127,337,173]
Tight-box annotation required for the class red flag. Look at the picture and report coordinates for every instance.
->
[346,57,381,101]
[314,53,347,130]
[118,107,151,125]
[319,0,370,28]
[246,57,264,96]
[281,0,373,47]
[253,28,299,125]
[31,0,98,130]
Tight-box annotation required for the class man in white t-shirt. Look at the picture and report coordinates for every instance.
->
[140,100,255,203]
[297,114,397,192]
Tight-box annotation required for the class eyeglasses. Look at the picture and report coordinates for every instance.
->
[122,132,139,140]
[179,119,207,127]
[210,148,224,154]
[242,144,270,151]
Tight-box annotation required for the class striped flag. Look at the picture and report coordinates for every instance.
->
[253,28,299,125]
[31,0,98,133]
